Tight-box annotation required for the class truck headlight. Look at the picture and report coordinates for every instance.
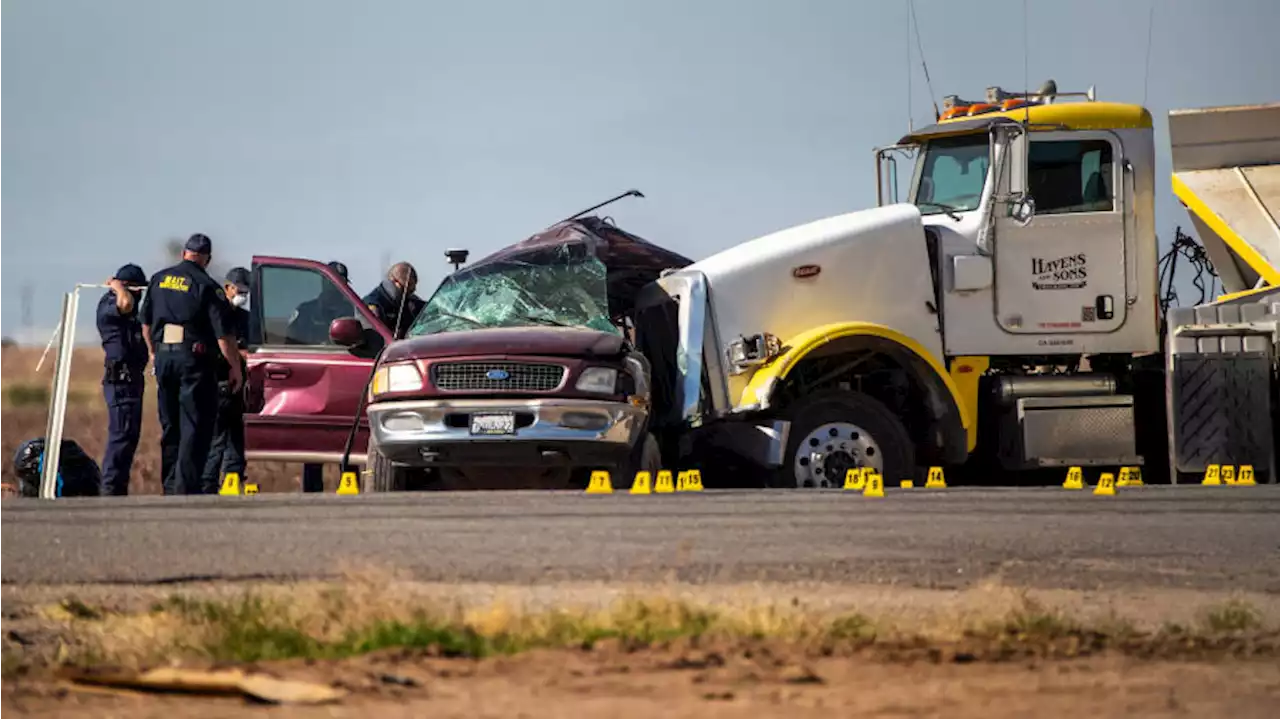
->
[575,367,619,394]
[371,362,424,396]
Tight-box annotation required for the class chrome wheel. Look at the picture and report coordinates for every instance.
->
[791,421,882,488]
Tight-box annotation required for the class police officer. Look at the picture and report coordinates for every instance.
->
[140,234,241,495]
[201,267,253,493]
[286,261,352,345]
[96,264,149,496]
[363,261,425,338]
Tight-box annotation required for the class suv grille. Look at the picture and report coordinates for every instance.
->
[432,362,566,392]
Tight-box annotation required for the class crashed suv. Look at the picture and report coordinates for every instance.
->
[358,217,692,490]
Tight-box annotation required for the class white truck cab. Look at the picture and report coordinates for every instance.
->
[634,83,1235,488]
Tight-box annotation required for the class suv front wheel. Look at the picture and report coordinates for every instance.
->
[367,445,434,492]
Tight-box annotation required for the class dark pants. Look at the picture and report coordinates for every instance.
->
[155,348,217,495]
[201,378,246,493]
[302,463,324,492]
[100,378,145,496]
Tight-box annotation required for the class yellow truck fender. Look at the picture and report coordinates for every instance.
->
[740,322,980,455]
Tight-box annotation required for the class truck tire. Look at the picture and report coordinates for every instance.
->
[771,391,915,489]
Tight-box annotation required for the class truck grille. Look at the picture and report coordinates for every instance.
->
[432,362,566,392]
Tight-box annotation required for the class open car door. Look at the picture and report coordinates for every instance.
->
[244,256,393,467]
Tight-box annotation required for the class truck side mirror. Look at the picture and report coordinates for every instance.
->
[1009,194,1036,226]
[328,317,365,347]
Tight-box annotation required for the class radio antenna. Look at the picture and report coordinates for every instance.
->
[1023,0,1031,126]
[561,189,645,224]
[908,0,939,121]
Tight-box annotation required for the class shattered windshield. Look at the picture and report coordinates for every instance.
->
[407,250,620,337]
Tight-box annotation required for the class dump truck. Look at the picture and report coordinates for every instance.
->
[633,86,1279,487]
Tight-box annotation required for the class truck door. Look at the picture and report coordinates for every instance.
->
[994,131,1129,336]
[244,257,392,465]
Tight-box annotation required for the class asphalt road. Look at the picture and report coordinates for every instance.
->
[3,486,1279,591]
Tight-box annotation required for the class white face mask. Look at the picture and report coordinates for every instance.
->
[231,294,249,309]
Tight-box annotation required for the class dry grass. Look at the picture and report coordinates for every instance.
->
[7,574,1276,675]
[1,346,329,493]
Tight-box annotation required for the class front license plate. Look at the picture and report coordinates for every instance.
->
[470,413,516,436]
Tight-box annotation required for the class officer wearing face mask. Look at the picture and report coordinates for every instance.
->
[96,263,149,495]
[202,267,253,492]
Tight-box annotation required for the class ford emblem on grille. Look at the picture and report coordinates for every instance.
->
[486,369,511,381]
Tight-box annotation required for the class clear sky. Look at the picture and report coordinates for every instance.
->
[3,0,1278,343]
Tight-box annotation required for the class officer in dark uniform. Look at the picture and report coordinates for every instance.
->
[96,263,149,496]
[202,267,253,493]
[286,261,352,345]
[139,234,241,495]
[363,261,426,339]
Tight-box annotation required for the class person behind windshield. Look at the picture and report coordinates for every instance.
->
[286,261,352,345]
[364,261,425,338]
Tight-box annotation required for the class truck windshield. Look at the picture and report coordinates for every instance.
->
[407,254,620,337]
[914,134,990,215]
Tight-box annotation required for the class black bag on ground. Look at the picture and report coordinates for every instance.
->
[12,438,102,498]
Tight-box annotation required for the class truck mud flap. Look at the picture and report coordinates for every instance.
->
[1170,353,1273,475]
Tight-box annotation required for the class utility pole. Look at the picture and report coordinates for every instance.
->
[21,283,33,333]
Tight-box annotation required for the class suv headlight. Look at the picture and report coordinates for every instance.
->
[575,367,619,394]
[371,362,424,396]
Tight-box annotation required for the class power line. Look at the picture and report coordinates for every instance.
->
[1142,0,1156,106]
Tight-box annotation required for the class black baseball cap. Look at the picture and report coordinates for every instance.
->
[185,233,213,254]
[328,261,349,282]
[225,267,252,293]
[114,264,147,286]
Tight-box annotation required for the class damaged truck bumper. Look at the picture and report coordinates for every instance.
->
[368,398,647,467]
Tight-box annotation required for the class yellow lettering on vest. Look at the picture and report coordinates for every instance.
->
[159,275,191,292]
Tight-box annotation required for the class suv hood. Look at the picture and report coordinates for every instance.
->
[382,327,626,363]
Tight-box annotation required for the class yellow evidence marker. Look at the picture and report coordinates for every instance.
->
[1238,465,1257,486]
[654,470,675,493]
[1063,467,1084,490]
[863,471,885,498]
[218,472,242,496]
[585,470,613,494]
[1093,472,1117,496]
[1202,465,1221,485]
[1127,466,1144,486]
[337,471,360,495]
[683,469,704,491]
[900,480,914,489]
[843,468,866,491]
[925,466,946,488]
[630,471,652,495]
[1116,467,1134,487]
[1221,465,1237,485]
[244,483,259,495]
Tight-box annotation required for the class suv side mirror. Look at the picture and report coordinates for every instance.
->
[329,317,365,347]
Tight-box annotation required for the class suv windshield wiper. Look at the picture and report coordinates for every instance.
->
[917,201,963,221]
[517,313,574,328]
[431,309,487,329]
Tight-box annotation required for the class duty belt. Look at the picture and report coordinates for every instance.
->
[158,324,210,356]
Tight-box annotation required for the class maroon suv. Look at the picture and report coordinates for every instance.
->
[243,217,691,491]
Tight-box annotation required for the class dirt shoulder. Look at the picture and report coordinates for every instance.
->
[7,648,1280,718]
[4,577,1280,716]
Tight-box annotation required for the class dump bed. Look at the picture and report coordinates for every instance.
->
[1169,103,1280,294]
